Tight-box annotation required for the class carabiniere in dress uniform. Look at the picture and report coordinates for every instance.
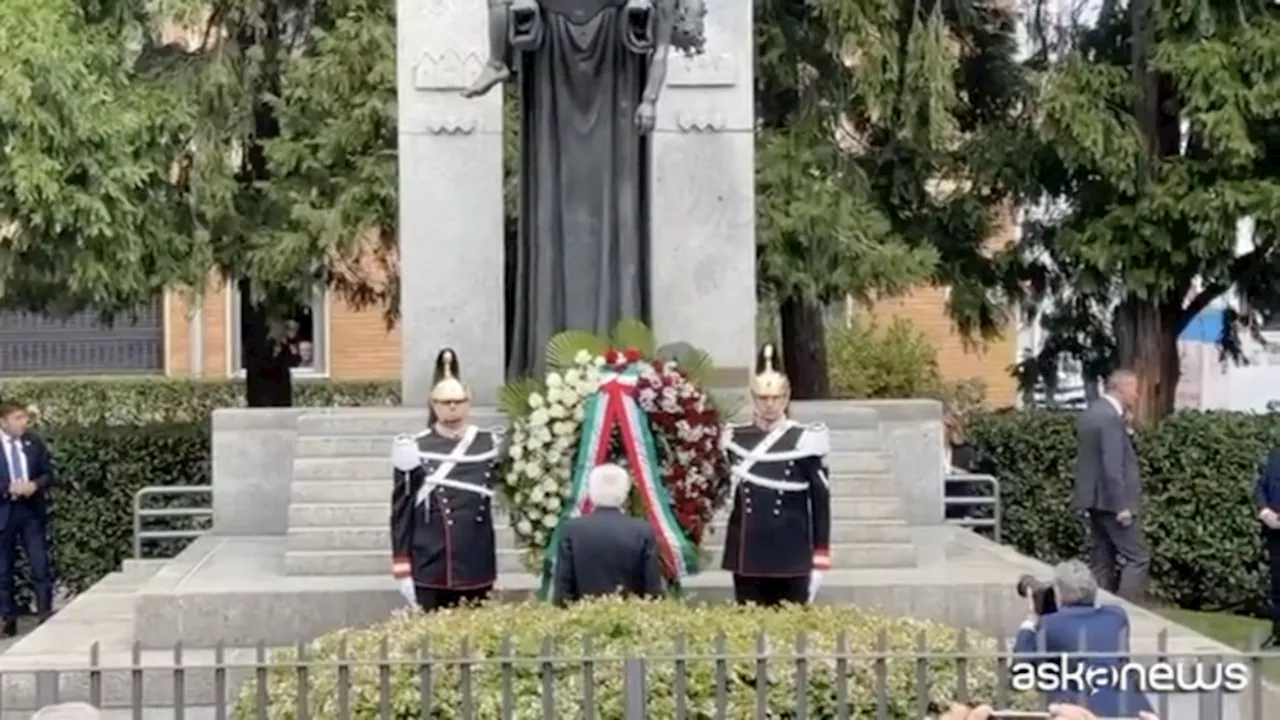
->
[390,348,504,612]
[721,343,832,607]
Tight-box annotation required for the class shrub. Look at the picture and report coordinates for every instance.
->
[0,378,399,425]
[4,423,212,607]
[234,598,1031,719]
[828,317,941,398]
[969,410,1280,615]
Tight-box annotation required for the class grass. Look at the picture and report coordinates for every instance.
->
[1154,607,1280,681]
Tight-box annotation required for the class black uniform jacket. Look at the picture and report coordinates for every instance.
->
[720,421,832,577]
[390,425,501,590]
[552,507,664,606]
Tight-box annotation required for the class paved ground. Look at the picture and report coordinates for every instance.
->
[0,617,42,653]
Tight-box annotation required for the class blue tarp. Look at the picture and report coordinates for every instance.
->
[1179,307,1226,344]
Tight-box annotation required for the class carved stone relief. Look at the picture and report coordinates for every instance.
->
[414,50,486,91]
[666,53,736,88]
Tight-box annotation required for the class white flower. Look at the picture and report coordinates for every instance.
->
[541,514,557,528]
[524,462,542,478]
[538,478,559,496]
[561,389,580,406]
[529,408,550,428]
[565,368,582,386]
[574,350,592,365]
[516,519,533,535]
[548,404,567,419]
[547,372,563,388]
[509,445,524,460]
[573,407,585,422]
[593,355,606,366]
[533,529,547,545]
[547,449,562,465]
[547,495,562,512]
[547,387,564,406]
[553,421,576,437]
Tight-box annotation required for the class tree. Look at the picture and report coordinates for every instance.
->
[990,2,1280,424]
[754,0,1025,398]
[0,0,396,405]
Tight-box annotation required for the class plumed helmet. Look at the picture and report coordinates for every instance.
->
[751,343,790,397]
[430,348,469,402]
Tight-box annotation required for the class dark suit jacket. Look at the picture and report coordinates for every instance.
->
[1073,400,1140,514]
[552,507,663,606]
[1254,447,1280,519]
[0,432,54,527]
[1012,603,1153,716]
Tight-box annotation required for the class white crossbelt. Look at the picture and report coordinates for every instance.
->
[415,426,494,505]
[728,422,810,494]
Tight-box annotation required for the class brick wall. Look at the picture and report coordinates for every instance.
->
[164,278,399,379]
[865,286,1019,407]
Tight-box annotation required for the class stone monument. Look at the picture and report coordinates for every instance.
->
[398,0,755,403]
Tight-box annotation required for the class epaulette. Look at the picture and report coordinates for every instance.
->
[795,422,830,457]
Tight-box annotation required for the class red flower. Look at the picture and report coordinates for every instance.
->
[604,349,619,365]
[624,348,641,363]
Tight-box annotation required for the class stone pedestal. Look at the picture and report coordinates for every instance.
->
[397,0,505,405]
[650,3,756,376]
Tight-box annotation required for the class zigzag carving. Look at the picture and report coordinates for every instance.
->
[667,52,736,88]
[414,49,486,91]
[424,116,479,134]
[676,113,726,132]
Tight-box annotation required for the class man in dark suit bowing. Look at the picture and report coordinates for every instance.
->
[0,401,56,636]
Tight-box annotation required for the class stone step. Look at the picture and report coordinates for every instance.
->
[294,427,885,458]
[283,541,916,575]
[288,473,898,506]
[291,450,892,480]
[287,495,905,529]
[286,518,912,552]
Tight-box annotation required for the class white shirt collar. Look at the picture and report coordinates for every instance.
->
[1102,394,1124,417]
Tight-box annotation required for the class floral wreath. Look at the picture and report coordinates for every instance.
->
[499,319,732,596]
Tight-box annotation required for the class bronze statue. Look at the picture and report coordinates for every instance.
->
[462,0,705,379]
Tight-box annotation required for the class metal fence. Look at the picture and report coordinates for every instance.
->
[944,473,1001,542]
[8,637,1277,719]
[132,486,213,558]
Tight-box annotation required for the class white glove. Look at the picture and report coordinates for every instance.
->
[808,571,824,603]
[391,436,421,472]
[397,577,417,606]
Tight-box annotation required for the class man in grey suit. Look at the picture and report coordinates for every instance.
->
[1073,370,1150,601]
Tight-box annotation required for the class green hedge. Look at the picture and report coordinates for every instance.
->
[0,378,399,425]
[234,598,1033,718]
[28,424,212,602]
[969,410,1280,615]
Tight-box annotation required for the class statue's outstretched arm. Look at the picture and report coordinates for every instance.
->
[641,0,675,107]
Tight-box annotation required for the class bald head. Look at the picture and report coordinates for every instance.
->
[1105,370,1140,411]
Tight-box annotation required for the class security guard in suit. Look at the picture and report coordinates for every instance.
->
[390,349,503,611]
[721,344,832,606]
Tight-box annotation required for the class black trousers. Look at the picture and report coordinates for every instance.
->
[415,585,491,612]
[732,575,807,607]
[1266,531,1280,632]
[0,505,53,618]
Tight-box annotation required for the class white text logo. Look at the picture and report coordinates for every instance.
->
[1010,657,1252,695]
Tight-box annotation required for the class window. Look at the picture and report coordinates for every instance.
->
[0,300,164,376]
[229,288,328,376]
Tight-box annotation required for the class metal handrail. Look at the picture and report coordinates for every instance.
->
[944,472,1001,542]
[132,485,213,558]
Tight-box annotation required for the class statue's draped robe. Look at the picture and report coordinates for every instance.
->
[506,0,654,378]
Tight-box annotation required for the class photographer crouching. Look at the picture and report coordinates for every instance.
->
[1011,559,1153,717]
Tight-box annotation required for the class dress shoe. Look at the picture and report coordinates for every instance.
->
[1,618,17,638]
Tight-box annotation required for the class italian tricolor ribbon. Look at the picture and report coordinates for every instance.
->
[539,363,699,601]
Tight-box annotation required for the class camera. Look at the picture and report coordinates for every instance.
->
[1016,574,1057,615]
